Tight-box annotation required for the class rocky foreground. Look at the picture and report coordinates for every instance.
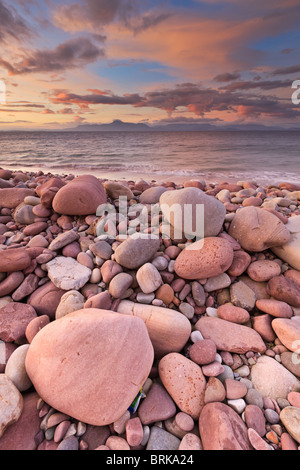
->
[0,168,300,451]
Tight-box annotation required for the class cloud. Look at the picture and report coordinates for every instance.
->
[272,64,300,76]
[0,37,104,75]
[48,82,300,121]
[214,72,241,82]
[220,79,293,92]
[0,0,32,44]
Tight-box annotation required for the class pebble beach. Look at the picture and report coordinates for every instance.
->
[0,167,300,451]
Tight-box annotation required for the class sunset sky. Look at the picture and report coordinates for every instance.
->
[1,0,300,129]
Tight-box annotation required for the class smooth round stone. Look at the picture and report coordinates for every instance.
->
[250,356,300,400]
[0,188,34,209]
[204,377,226,404]
[160,186,226,239]
[174,237,234,280]
[5,345,32,392]
[281,432,299,450]
[23,222,48,237]
[288,391,300,408]
[140,186,168,204]
[267,275,300,307]
[256,299,293,318]
[114,235,160,270]
[199,402,251,450]
[90,268,101,284]
[191,282,206,307]
[90,241,112,260]
[175,412,194,432]
[0,272,24,297]
[106,436,130,451]
[27,235,49,248]
[108,272,133,298]
[252,314,277,343]
[202,361,224,377]
[204,273,231,293]
[230,280,256,311]
[56,290,85,320]
[245,388,264,409]
[228,206,290,252]
[25,309,154,426]
[178,433,202,451]
[155,284,174,305]
[27,281,66,319]
[217,304,250,324]
[0,374,23,438]
[32,204,51,218]
[136,292,155,304]
[159,353,206,419]
[152,256,168,271]
[77,252,94,270]
[125,417,143,447]
[281,351,300,378]
[136,263,162,294]
[179,302,194,319]
[104,181,134,200]
[189,339,217,366]
[0,248,31,273]
[248,428,273,451]
[52,175,107,216]
[244,405,266,437]
[57,435,79,451]
[247,260,281,282]
[62,241,81,259]
[13,203,35,225]
[264,408,280,424]
[280,406,300,444]
[227,398,246,414]
[84,291,112,310]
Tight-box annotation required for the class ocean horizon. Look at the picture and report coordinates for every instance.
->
[0,130,299,185]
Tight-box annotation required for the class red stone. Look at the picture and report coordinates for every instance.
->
[0,302,37,342]
[0,248,31,273]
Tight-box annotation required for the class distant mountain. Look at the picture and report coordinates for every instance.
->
[68,119,291,132]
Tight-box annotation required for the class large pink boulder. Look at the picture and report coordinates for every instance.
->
[195,316,266,354]
[25,309,154,426]
[52,175,107,216]
[199,402,252,450]
[0,248,31,273]
[228,206,290,252]
[174,237,234,280]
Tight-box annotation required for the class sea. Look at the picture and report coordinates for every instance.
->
[0,130,299,185]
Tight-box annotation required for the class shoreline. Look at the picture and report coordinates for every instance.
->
[0,167,300,451]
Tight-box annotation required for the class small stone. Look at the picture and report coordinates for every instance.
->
[125,417,143,447]
[46,256,92,291]
[138,382,176,425]
[272,317,300,353]
[114,235,160,270]
[281,432,299,450]
[217,304,250,324]
[244,405,266,437]
[248,428,273,450]
[155,284,174,305]
[178,433,202,451]
[0,303,37,343]
[48,230,79,251]
[287,391,300,408]
[175,412,194,432]
[230,281,256,311]
[202,361,224,377]
[179,302,194,319]
[136,263,162,294]
[227,398,246,414]
[204,273,231,292]
[146,426,180,451]
[225,379,247,399]
[57,435,79,451]
[109,273,133,298]
[113,410,131,435]
[227,250,252,277]
[264,409,280,424]
[256,299,293,318]
[189,339,217,365]
[56,290,85,320]
[106,436,130,450]
[247,260,281,282]
[245,388,264,409]
[204,377,226,404]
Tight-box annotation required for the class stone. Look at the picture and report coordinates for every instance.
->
[191,281,206,307]
[159,353,206,419]
[285,269,300,288]
[52,175,107,216]
[138,382,176,425]
[195,316,266,354]
[178,433,202,451]
[227,250,252,277]
[0,374,23,438]
[90,240,113,260]
[84,291,112,310]
[227,398,246,414]
[204,377,226,404]
[264,409,280,424]
[13,203,35,225]
[5,345,31,392]
[114,235,160,270]
[0,303,37,343]
[27,235,49,248]
[139,186,168,204]
[256,299,293,318]
[48,230,79,251]
[225,379,247,400]
[12,274,39,302]
[217,304,250,324]
[250,356,300,399]
[230,280,256,310]
[125,417,143,447]
[0,188,35,209]
[62,241,81,258]
[56,290,85,319]
[174,237,234,280]
[199,402,252,450]
[82,425,110,450]
[189,339,217,365]
[202,361,224,377]
[272,215,300,271]
[244,405,266,437]
[25,315,50,343]
[247,260,282,282]
[228,206,290,252]
[146,426,180,451]
[0,272,24,297]
[117,300,191,358]
[155,284,174,305]
[104,181,134,200]
[136,263,162,294]
[240,275,270,301]
[25,309,154,426]
[57,436,79,451]
[0,392,41,450]
[108,273,133,298]
[267,276,300,307]
[23,222,48,237]
[160,187,226,239]
[247,428,273,451]
[280,406,300,444]
[101,260,123,284]
[46,256,92,291]
[271,317,300,352]
[204,273,231,292]
[281,351,300,379]
[281,432,299,450]
[252,314,276,343]
[0,248,31,273]
[288,391,300,407]
[27,281,66,319]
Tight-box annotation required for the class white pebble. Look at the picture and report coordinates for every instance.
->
[227,399,246,414]
[190,330,203,343]
[206,307,218,317]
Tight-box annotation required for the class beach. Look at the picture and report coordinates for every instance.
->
[0,166,300,451]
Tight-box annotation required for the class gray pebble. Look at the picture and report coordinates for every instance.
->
[245,388,264,409]
[57,435,79,451]
[264,409,280,424]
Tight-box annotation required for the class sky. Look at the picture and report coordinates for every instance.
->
[0,0,300,129]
